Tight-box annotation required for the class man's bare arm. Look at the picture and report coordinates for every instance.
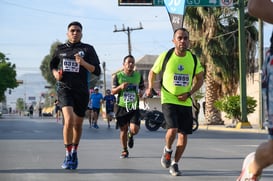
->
[248,0,273,24]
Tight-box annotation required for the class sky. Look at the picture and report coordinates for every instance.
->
[0,0,174,77]
[1,0,272,78]
[1,0,273,110]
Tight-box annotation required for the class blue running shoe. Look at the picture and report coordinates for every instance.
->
[93,124,99,129]
[61,154,71,169]
[70,151,78,169]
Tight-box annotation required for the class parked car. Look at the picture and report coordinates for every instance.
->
[42,106,54,117]
[23,111,30,116]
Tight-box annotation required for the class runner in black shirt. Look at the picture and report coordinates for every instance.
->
[50,21,101,170]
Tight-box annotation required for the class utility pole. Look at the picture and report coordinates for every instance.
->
[258,19,264,129]
[102,61,106,96]
[237,0,250,128]
[113,22,143,55]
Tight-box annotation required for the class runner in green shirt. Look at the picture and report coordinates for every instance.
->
[112,55,145,159]
[146,27,204,176]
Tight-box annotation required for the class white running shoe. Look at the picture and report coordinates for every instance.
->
[237,152,261,181]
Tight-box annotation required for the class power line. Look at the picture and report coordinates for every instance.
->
[0,0,116,22]
[113,22,144,55]
[0,0,166,23]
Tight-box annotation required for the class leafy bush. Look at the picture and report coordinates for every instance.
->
[214,95,257,122]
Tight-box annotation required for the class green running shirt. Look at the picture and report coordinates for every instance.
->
[152,51,203,106]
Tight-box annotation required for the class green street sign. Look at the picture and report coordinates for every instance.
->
[153,0,164,6]
[153,0,233,7]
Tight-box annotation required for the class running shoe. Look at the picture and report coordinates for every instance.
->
[237,152,261,181]
[161,147,172,168]
[169,163,182,176]
[93,124,99,129]
[70,151,78,170]
[120,150,129,159]
[128,131,134,148]
[61,154,71,169]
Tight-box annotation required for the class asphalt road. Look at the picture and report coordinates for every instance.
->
[0,115,272,181]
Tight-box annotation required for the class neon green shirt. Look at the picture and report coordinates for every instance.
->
[151,50,203,106]
[114,71,144,109]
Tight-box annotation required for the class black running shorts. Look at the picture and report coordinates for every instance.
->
[115,106,141,128]
[162,103,193,134]
[57,83,89,117]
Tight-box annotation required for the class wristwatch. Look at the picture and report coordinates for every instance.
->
[186,92,191,97]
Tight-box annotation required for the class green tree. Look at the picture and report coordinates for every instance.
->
[184,1,258,124]
[16,98,25,112]
[40,41,62,86]
[214,95,257,123]
[0,52,18,102]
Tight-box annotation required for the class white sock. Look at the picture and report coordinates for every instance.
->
[165,146,172,152]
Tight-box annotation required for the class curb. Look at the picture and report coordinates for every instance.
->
[140,119,267,134]
[198,125,267,134]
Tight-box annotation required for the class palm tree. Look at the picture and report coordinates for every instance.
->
[184,1,258,125]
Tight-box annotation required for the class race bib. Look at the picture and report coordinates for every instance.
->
[173,74,189,87]
[63,59,80,73]
[123,92,136,102]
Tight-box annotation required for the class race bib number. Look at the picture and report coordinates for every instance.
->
[63,59,80,73]
[173,74,189,87]
[123,92,136,102]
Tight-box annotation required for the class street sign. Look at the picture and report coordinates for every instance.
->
[28,96,36,101]
[153,0,164,6]
[120,0,233,7]
[185,0,233,7]
[153,0,165,6]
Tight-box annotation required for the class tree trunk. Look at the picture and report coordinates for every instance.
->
[204,64,224,125]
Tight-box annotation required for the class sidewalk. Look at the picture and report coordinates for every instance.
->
[195,115,268,134]
[198,124,267,134]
